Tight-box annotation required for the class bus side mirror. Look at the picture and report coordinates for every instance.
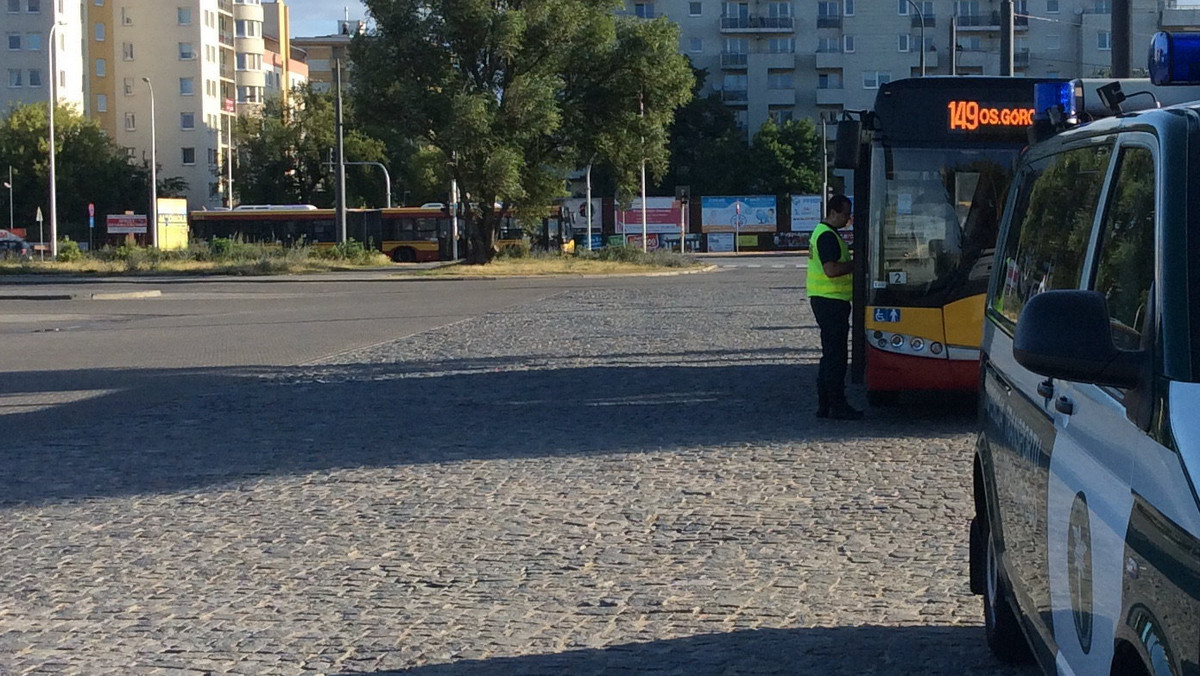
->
[833,119,863,170]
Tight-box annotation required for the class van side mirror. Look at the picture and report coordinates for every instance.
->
[1013,290,1145,390]
[833,119,862,170]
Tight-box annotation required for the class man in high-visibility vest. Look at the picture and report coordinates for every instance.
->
[807,195,862,420]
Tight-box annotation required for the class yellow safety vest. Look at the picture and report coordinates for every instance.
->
[807,222,853,301]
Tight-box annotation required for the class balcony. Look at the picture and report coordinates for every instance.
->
[720,16,795,33]
[816,16,841,28]
[1013,49,1030,68]
[722,89,749,103]
[720,52,748,69]
[220,31,234,47]
[1161,6,1200,28]
[815,50,843,68]
[758,52,797,69]
[911,14,936,28]
[218,0,232,14]
[956,11,1028,31]
[766,88,795,106]
[816,87,845,106]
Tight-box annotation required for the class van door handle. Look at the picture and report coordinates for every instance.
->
[1055,396,1075,416]
[1037,379,1055,399]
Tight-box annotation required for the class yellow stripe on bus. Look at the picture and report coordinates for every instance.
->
[864,293,987,348]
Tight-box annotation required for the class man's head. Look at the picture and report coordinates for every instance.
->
[826,195,852,229]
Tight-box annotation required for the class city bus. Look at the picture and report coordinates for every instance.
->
[835,77,1055,405]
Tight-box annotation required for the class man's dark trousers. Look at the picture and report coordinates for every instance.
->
[810,295,851,410]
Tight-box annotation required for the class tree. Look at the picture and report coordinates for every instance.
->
[748,118,823,197]
[351,0,693,263]
[0,103,153,243]
[655,64,751,196]
[233,86,388,208]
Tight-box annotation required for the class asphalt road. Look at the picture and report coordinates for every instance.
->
[0,260,1039,675]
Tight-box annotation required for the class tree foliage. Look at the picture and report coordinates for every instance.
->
[0,103,153,243]
[233,86,388,208]
[351,0,693,262]
[748,118,823,197]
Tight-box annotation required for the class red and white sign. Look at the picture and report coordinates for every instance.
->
[107,214,148,234]
[617,197,685,235]
[223,98,236,113]
[87,202,95,217]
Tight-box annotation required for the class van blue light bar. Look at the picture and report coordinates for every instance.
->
[1033,81,1075,123]
[1149,32,1200,86]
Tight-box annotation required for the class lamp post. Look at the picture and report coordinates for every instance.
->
[142,77,158,248]
[47,21,67,258]
[906,0,926,76]
[4,166,12,234]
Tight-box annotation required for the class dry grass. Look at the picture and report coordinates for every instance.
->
[416,256,708,277]
[0,257,391,276]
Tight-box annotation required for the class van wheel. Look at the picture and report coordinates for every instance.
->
[867,390,899,407]
[984,528,1032,662]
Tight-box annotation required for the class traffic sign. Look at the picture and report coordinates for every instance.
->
[88,202,95,217]
[35,207,42,222]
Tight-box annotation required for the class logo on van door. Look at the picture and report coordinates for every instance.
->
[1068,491,1094,653]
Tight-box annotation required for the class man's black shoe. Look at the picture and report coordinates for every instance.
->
[827,406,863,420]
[816,407,830,419]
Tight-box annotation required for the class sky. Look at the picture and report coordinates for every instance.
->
[283,0,369,38]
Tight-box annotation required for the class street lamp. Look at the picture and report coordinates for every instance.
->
[142,77,158,248]
[906,0,926,76]
[47,20,67,259]
[4,166,12,234]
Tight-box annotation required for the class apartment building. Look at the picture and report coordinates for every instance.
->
[262,0,307,103]
[629,0,1168,133]
[291,20,361,93]
[2,0,85,113]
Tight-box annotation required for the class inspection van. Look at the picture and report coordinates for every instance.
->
[970,34,1200,675]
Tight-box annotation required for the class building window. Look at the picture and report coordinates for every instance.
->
[689,1,701,14]
[208,148,219,165]
[898,34,911,52]
[633,2,654,18]
[123,77,133,95]
[8,69,22,87]
[26,0,38,12]
[181,147,196,165]
[27,68,40,86]
[768,107,794,124]
[234,19,261,36]
[26,32,40,51]
[177,7,191,25]
[767,1,791,17]
[863,70,890,88]
[1094,0,1110,12]
[6,34,19,50]
[817,36,840,53]
[959,35,982,51]
[766,37,794,53]
[179,42,195,60]
[95,58,106,77]
[121,7,131,24]
[843,35,855,52]
[817,1,837,17]
[6,0,18,12]
[688,37,702,52]
[94,23,105,41]
[844,0,854,14]
[1098,30,1111,50]
[96,93,107,111]
[180,112,195,129]
[818,71,842,89]
[122,42,134,60]
[180,77,194,95]
[1047,0,1059,11]
[124,112,136,130]
[767,69,792,88]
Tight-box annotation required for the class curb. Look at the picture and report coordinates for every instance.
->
[0,289,164,301]
[382,264,720,282]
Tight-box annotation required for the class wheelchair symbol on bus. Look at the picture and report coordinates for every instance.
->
[874,308,902,323]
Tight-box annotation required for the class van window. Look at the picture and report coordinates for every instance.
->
[993,143,1112,329]
[1092,145,1155,351]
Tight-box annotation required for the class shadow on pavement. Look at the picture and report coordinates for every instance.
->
[336,625,1036,676]
[2,352,977,507]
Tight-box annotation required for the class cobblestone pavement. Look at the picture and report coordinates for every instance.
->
[0,269,1038,675]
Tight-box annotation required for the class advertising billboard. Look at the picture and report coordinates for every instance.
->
[701,196,776,233]
[790,195,823,234]
[616,197,685,235]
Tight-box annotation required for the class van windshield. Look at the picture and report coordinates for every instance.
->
[869,145,1017,308]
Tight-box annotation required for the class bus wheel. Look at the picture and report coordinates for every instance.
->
[983,523,1032,662]
[392,248,415,263]
[867,390,900,407]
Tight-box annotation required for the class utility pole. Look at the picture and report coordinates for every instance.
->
[1000,0,1013,76]
[334,58,347,243]
[1112,0,1131,77]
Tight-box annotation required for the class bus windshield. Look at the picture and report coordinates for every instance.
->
[869,145,1016,308]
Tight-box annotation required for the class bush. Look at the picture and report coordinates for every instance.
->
[576,245,695,268]
[497,241,532,259]
[56,238,84,262]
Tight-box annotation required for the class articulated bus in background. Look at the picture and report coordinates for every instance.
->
[835,77,1054,405]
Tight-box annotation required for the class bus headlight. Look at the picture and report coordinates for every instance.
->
[910,337,925,352]
[890,335,905,348]
[877,337,888,348]
[930,342,944,355]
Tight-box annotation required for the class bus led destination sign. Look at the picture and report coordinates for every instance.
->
[947,100,1035,131]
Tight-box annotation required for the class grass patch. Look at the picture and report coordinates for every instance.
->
[0,240,391,276]
[419,247,706,277]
